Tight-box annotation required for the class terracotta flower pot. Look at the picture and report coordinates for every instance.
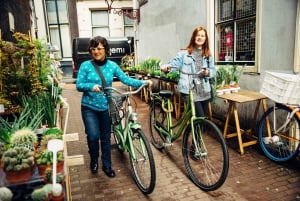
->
[37,161,64,176]
[50,192,65,201]
[5,167,33,184]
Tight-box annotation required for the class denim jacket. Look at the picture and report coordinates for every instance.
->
[167,50,216,101]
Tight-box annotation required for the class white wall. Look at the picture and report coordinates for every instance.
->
[76,1,132,37]
[135,0,207,64]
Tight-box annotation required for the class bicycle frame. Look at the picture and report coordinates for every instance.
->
[151,83,207,151]
[267,103,300,139]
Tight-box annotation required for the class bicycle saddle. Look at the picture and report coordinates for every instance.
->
[159,90,173,99]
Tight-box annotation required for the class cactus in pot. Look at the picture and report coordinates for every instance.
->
[38,128,63,151]
[2,146,34,172]
[44,167,64,184]
[2,146,35,183]
[52,183,63,197]
[10,127,37,151]
[0,187,13,201]
[31,187,48,201]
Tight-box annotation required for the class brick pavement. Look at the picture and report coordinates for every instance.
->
[62,83,300,201]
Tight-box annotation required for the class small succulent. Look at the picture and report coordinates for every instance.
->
[31,187,48,201]
[52,183,63,197]
[39,128,63,151]
[44,168,64,183]
[10,127,37,151]
[35,150,64,166]
[0,140,7,159]
[0,187,13,201]
[2,146,34,172]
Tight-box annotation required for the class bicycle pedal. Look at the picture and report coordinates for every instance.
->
[163,142,173,147]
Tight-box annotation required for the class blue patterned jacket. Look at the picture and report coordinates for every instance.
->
[76,59,144,111]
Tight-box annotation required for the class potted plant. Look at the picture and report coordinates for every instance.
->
[229,65,244,92]
[31,187,49,201]
[35,150,64,176]
[10,127,37,151]
[38,128,63,151]
[0,187,13,201]
[0,102,44,136]
[2,146,35,183]
[44,167,64,184]
[50,183,64,201]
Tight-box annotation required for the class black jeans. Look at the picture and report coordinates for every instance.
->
[181,93,209,117]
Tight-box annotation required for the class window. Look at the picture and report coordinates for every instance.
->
[215,0,256,65]
[46,0,71,58]
[91,10,109,37]
[124,11,134,37]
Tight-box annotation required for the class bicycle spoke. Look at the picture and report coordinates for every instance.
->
[182,119,229,191]
[130,129,156,194]
[258,104,300,162]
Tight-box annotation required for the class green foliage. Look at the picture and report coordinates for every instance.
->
[31,187,48,201]
[10,127,37,151]
[44,168,64,184]
[0,102,44,135]
[2,147,34,172]
[43,127,63,136]
[216,65,244,89]
[35,150,64,166]
[165,71,179,82]
[137,58,161,75]
[0,33,52,110]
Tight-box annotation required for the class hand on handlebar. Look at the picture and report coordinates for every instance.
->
[160,64,170,73]
[93,84,102,92]
[146,80,153,87]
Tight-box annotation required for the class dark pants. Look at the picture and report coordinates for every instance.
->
[181,93,209,117]
[81,106,112,169]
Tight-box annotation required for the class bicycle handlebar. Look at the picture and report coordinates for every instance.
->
[166,66,205,76]
[103,82,149,96]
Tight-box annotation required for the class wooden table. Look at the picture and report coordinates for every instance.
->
[217,89,268,155]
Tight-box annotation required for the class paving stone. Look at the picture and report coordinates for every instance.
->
[62,83,300,201]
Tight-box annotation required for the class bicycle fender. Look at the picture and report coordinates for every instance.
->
[131,123,142,130]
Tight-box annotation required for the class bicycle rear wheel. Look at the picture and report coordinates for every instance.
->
[149,100,166,150]
[129,128,156,194]
[182,119,229,191]
[258,103,300,162]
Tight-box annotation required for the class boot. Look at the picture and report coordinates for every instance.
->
[90,158,98,174]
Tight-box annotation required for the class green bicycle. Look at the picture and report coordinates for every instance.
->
[149,69,229,191]
[105,83,156,194]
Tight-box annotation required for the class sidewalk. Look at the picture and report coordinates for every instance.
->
[62,83,300,201]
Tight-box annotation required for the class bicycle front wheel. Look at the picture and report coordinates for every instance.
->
[258,103,300,162]
[129,128,156,194]
[182,119,229,191]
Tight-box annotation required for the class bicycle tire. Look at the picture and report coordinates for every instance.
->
[182,119,229,191]
[112,125,124,153]
[149,100,166,150]
[129,128,156,194]
[258,103,300,162]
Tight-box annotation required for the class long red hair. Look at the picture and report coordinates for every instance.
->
[185,26,211,57]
